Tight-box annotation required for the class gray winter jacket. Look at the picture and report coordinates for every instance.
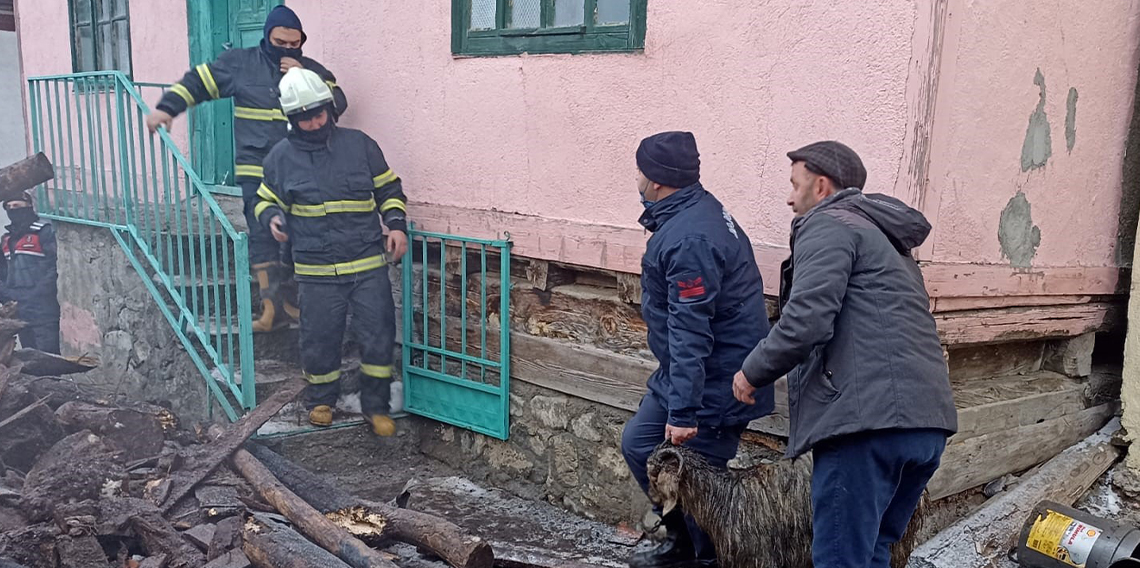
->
[742,188,957,458]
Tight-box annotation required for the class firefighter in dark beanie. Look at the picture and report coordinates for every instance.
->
[0,191,61,354]
[622,131,774,568]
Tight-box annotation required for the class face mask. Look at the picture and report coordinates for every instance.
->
[263,41,303,64]
[638,177,656,209]
[291,113,335,144]
[6,207,36,227]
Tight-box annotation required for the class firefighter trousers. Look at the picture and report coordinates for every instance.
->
[298,267,396,416]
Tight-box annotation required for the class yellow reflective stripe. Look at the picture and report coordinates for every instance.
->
[235,165,264,178]
[294,254,387,277]
[253,200,279,219]
[234,106,287,121]
[361,364,393,378]
[372,169,398,188]
[170,83,195,106]
[256,183,285,208]
[380,198,406,213]
[196,64,220,100]
[291,198,377,218]
[306,369,341,384]
[325,80,337,90]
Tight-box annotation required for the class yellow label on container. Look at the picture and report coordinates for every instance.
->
[1026,509,1102,567]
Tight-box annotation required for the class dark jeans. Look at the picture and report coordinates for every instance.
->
[240,180,284,265]
[621,392,746,560]
[19,320,60,354]
[298,268,396,416]
[811,428,948,568]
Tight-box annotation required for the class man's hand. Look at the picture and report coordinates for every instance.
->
[280,57,304,73]
[269,216,289,243]
[146,110,174,134]
[387,230,408,261]
[733,370,756,405]
[665,425,698,446]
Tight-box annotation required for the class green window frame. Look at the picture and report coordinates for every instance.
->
[452,0,647,56]
[68,0,133,75]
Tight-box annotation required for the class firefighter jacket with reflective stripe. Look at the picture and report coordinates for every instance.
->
[155,47,348,184]
[0,221,60,325]
[255,125,408,283]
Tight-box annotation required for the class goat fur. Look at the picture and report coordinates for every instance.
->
[647,444,927,568]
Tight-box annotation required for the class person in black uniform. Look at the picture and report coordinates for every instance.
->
[255,68,408,435]
[0,191,61,354]
[147,5,348,333]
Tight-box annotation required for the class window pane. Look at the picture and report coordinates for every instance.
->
[75,24,95,71]
[113,19,130,73]
[553,0,584,27]
[596,0,629,25]
[96,22,113,69]
[96,0,111,22]
[470,0,497,30]
[113,0,128,18]
[73,0,93,24]
[508,0,540,29]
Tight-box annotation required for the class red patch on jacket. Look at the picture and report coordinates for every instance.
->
[677,276,706,299]
[1,234,43,257]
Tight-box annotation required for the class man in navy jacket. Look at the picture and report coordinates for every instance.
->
[622,131,774,568]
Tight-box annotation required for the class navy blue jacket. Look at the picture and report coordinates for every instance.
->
[0,220,60,325]
[639,184,774,429]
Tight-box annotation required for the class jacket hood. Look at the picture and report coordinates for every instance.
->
[801,188,931,252]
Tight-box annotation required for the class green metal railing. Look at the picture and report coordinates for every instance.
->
[402,225,513,440]
[26,71,255,421]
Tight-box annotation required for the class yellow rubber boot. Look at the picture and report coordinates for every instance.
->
[252,262,299,332]
[309,405,333,426]
[370,415,396,437]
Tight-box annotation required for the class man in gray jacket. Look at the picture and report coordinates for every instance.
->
[732,141,957,568]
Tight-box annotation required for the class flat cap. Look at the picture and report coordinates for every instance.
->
[787,140,866,190]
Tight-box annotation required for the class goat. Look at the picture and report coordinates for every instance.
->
[646,444,927,568]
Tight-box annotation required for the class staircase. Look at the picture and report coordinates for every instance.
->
[25,71,514,438]
[26,71,256,421]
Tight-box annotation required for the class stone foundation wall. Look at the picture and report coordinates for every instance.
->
[55,223,214,422]
[417,380,649,526]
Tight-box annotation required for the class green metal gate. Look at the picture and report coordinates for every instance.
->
[402,226,512,440]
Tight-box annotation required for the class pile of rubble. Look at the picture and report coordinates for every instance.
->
[0,303,491,568]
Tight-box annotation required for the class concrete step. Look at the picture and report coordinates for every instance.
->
[242,357,408,439]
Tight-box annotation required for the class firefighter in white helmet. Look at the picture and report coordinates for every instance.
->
[254,68,408,435]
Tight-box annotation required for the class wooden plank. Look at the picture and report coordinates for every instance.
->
[921,264,1125,298]
[161,379,305,513]
[411,202,787,295]
[947,342,1043,381]
[934,301,1122,346]
[908,419,1121,568]
[925,403,1116,500]
[932,294,1097,312]
[952,384,1085,440]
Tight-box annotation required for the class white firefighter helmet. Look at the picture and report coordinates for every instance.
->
[278,67,333,116]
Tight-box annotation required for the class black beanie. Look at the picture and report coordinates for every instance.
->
[264,5,307,44]
[637,131,700,189]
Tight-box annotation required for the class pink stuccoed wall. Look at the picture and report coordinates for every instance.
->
[291,0,917,259]
[921,0,1140,270]
[15,0,1140,298]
